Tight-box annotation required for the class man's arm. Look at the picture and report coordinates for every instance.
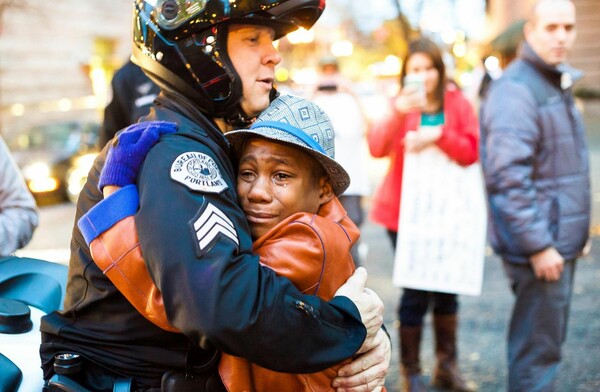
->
[80,189,388,389]
[126,130,376,372]
[481,80,553,256]
[93,122,385,375]
[136,148,368,371]
[0,137,38,256]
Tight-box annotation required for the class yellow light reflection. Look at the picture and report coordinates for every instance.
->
[275,67,289,82]
[453,42,467,58]
[484,56,500,72]
[11,104,25,116]
[287,28,314,44]
[330,40,354,57]
[58,98,73,112]
[290,68,317,85]
[29,177,60,193]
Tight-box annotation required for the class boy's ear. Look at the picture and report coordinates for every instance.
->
[318,176,334,206]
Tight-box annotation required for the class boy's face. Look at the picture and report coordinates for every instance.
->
[228,24,282,119]
[236,137,333,239]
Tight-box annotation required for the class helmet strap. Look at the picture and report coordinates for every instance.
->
[225,109,254,128]
[224,87,280,127]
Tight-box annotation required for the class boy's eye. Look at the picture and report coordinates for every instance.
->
[273,173,290,184]
[239,170,256,181]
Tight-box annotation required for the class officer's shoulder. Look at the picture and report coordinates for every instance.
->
[151,131,214,157]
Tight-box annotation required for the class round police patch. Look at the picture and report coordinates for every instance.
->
[170,152,228,193]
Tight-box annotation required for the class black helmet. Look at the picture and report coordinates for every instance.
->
[132,0,325,123]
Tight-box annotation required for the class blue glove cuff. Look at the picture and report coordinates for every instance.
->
[77,185,140,245]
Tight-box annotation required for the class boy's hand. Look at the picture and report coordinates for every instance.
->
[99,121,177,190]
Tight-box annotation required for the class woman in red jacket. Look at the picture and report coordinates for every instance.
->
[368,38,478,392]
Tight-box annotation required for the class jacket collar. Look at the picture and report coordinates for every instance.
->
[318,197,349,223]
[519,41,583,89]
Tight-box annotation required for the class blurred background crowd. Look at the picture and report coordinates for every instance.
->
[1,1,599,391]
[0,0,598,205]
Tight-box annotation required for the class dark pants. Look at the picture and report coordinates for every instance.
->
[503,259,576,392]
[386,230,459,325]
[340,195,364,266]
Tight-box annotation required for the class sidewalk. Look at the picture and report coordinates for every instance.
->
[363,100,600,392]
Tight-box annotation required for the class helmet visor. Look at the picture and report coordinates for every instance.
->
[150,0,208,30]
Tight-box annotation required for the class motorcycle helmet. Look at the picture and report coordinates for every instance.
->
[132,0,325,124]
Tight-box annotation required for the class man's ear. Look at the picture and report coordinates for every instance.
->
[318,176,334,206]
[523,21,532,42]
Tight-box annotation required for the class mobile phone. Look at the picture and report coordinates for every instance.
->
[403,74,425,96]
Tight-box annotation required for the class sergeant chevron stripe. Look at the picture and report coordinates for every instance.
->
[193,203,239,250]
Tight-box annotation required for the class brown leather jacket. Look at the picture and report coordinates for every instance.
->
[89,197,359,391]
[219,197,358,392]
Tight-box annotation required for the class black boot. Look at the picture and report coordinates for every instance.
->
[400,325,427,392]
[432,314,477,392]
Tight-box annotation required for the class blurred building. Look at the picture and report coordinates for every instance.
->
[0,0,133,136]
[1,0,597,137]
[487,0,600,110]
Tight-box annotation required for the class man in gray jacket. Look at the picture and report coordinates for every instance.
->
[480,0,590,390]
[0,135,38,256]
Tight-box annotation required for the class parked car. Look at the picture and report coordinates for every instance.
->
[6,121,100,204]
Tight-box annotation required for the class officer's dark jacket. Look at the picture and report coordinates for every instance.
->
[480,42,590,264]
[40,93,366,387]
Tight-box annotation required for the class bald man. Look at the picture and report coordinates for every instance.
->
[480,1,590,390]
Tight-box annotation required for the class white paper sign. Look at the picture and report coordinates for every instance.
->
[392,145,487,296]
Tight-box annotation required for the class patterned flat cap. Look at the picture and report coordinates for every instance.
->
[226,94,350,195]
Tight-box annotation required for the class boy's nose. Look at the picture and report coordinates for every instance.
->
[247,177,273,202]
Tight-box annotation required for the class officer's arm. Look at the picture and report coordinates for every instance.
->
[136,144,367,373]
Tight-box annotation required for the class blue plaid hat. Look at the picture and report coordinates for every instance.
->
[226,94,350,195]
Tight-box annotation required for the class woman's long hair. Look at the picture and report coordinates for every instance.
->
[399,37,447,112]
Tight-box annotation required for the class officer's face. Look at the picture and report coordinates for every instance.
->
[236,137,333,239]
[228,25,282,118]
[525,0,576,66]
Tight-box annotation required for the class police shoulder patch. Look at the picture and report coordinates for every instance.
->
[171,152,228,193]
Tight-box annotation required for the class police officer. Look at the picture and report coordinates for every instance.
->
[40,1,390,391]
[99,59,160,148]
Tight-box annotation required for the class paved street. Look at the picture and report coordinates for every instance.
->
[18,102,600,392]
[17,205,600,392]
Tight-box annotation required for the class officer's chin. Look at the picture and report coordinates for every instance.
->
[241,95,271,119]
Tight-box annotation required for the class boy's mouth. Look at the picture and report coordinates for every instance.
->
[244,210,276,222]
